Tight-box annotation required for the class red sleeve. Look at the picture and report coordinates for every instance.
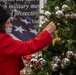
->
[0,30,52,57]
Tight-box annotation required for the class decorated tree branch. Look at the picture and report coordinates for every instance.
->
[23,0,76,75]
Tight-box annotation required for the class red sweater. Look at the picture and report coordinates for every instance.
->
[0,30,52,75]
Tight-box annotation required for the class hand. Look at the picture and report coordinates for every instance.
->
[43,21,56,34]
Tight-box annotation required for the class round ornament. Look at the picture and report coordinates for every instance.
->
[65,14,70,18]
[50,63,59,72]
[62,58,70,66]
[55,6,59,11]
[53,56,61,64]
[56,10,63,18]
[30,58,38,65]
[66,51,73,58]
[62,5,68,11]
[38,58,46,65]
[44,11,51,18]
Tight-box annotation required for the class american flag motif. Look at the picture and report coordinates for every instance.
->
[11,16,38,41]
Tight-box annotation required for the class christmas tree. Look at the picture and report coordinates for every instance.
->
[23,0,76,75]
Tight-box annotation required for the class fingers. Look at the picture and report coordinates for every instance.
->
[43,21,56,34]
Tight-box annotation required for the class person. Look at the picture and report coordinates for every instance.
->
[0,6,56,75]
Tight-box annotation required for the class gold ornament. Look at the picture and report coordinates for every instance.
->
[52,30,59,46]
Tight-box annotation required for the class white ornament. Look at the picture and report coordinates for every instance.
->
[56,10,64,18]
[45,18,49,22]
[50,63,59,72]
[66,51,73,58]
[41,21,46,25]
[53,56,61,64]
[62,58,70,66]
[31,54,36,58]
[56,10,63,15]
[30,58,38,65]
[55,6,59,11]
[65,14,70,18]
[44,11,51,18]
[62,5,68,11]
[38,53,42,57]
[39,24,42,27]
[39,58,46,65]
[39,21,45,27]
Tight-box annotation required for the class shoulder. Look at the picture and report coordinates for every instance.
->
[0,33,13,41]
[0,33,12,38]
